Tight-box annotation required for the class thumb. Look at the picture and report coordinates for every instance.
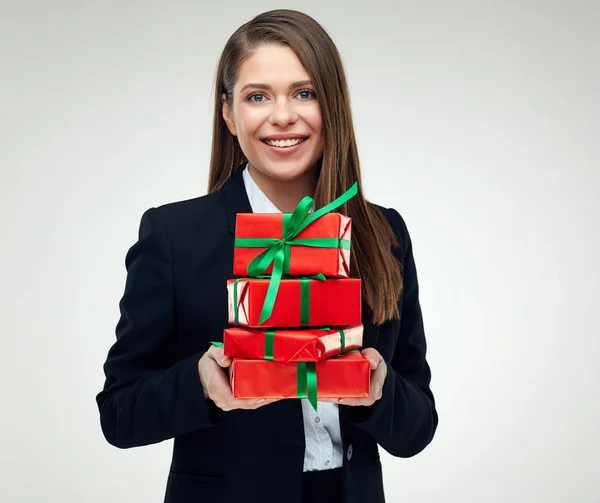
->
[369,357,378,370]
[361,348,380,370]
[219,354,232,368]
[208,345,232,367]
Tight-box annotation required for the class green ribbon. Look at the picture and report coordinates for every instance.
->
[333,348,360,358]
[235,182,358,325]
[296,361,318,411]
[262,325,335,362]
[207,342,359,411]
[232,274,325,327]
[300,277,310,325]
[339,329,346,354]
[297,352,360,411]
[208,341,318,410]
[265,330,275,360]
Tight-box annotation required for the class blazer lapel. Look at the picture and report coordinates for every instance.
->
[223,166,253,235]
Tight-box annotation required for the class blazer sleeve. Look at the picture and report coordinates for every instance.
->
[345,207,438,457]
[96,207,216,449]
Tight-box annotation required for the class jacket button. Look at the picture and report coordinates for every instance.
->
[347,444,353,461]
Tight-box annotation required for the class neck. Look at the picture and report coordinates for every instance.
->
[247,163,319,213]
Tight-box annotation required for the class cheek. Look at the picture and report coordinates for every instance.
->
[235,106,265,139]
[305,104,323,135]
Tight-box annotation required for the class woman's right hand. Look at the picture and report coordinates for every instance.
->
[198,344,280,411]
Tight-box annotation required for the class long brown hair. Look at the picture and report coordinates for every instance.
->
[207,9,402,325]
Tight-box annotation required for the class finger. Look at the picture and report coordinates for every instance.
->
[207,360,235,402]
[338,398,372,406]
[220,354,232,367]
[364,354,378,370]
[361,347,383,362]
[369,376,384,401]
[372,359,388,384]
[227,397,281,410]
[207,345,232,368]
[361,348,383,370]
[253,398,282,408]
[207,344,223,361]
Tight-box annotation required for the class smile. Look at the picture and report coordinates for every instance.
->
[261,137,308,148]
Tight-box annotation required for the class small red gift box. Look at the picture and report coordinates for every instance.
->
[227,277,362,328]
[230,351,370,405]
[233,213,351,278]
[223,325,363,362]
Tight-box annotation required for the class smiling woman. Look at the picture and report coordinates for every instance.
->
[209,14,406,323]
[96,8,437,503]
[220,44,324,186]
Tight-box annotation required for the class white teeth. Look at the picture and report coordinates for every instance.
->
[265,138,305,147]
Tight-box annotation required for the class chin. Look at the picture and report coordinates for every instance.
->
[255,160,317,183]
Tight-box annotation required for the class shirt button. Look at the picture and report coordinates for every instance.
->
[324,460,330,466]
[315,416,321,423]
[347,444,353,461]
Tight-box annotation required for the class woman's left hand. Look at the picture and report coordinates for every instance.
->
[320,348,388,407]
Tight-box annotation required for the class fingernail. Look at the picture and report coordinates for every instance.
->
[254,398,266,403]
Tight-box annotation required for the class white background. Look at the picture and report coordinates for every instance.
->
[1,1,599,502]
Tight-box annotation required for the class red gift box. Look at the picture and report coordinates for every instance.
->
[233,213,351,278]
[227,277,362,328]
[230,351,370,403]
[223,325,363,362]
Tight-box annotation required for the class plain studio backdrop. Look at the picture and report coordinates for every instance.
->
[1,1,599,502]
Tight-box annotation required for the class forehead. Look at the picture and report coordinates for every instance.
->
[235,44,311,89]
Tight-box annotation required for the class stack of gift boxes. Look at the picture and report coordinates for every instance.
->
[220,184,370,410]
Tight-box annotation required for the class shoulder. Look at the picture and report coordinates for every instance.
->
[136,189,225,234]
[369,202,411,255]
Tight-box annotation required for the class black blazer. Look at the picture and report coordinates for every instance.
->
[96,167,438,503]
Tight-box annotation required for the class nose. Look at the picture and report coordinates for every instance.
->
[269,98,298,127]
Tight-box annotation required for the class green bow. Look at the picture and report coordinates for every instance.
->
[235,182,358,325]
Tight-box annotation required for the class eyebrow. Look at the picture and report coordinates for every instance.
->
[239,80,313,93]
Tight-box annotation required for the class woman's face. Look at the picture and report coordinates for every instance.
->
[222,43,324,182]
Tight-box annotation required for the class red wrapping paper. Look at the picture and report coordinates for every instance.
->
[230,351,370,399]
[223,325,363,362]
[227,277,362,328]
[233,213,352,278]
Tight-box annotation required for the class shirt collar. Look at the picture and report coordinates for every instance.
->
[242,163,282,214]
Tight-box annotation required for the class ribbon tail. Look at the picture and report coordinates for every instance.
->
[297,362,307,399]
[247,247,277,277]
[301,182,358,229]
[306,362,318,411]
[258,246,285,325]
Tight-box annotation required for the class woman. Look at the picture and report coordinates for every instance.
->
[96,9,438,503]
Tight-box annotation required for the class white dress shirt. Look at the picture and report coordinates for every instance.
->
[242,164,344,472]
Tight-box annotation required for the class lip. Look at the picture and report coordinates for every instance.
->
[261,133,309,141]
[261,137,308,156]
